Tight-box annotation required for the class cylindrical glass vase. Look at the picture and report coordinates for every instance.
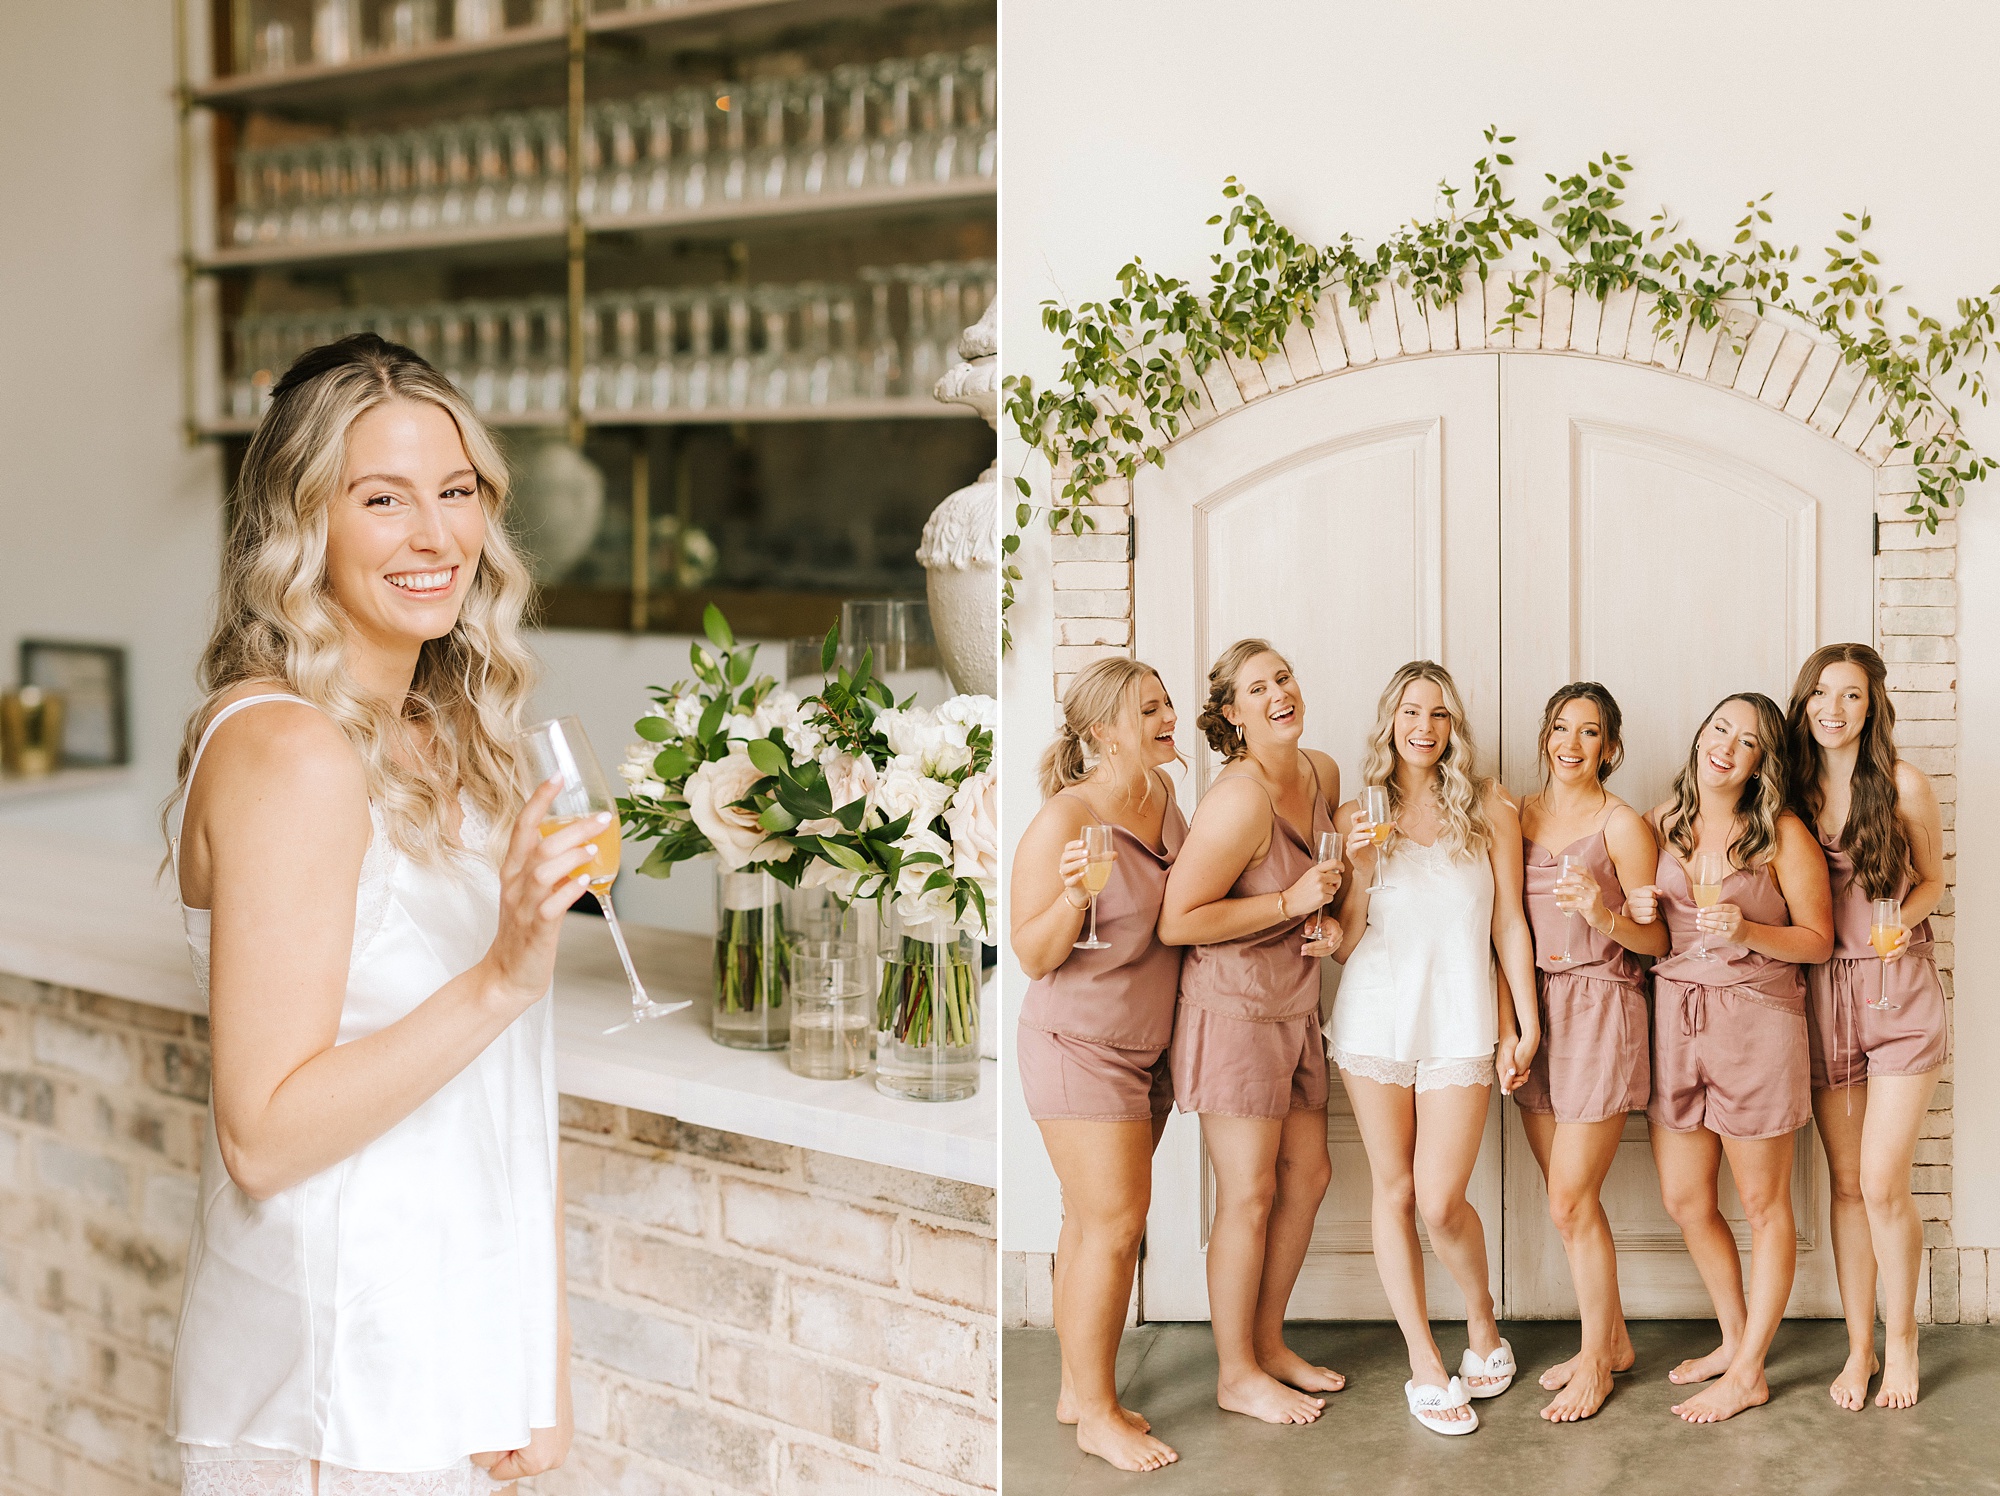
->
[712,868,788,1050]
[788,940,871,1080]
[874,912,979,1102]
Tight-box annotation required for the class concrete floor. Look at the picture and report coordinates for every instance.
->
[1004,1321,2000,1495]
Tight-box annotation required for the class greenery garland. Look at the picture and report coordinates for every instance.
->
[1000,127,1999,648]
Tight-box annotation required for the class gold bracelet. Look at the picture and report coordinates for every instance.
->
[1276,888,1289,921]
[1063,888,1089,911]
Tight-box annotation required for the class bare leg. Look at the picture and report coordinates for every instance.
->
[1651,1124,1744,1386]
[1671,1133,1795,1424]
[1039,1118,1178,1470]
[1053,1110,1170,1433]
[1859,1070,1941,1410]
[1812,1085,1879,1411]
[1411,1081,1507,1392]
[1341,1070,1471,1426]
[1202,1113,1325,1424]
[1521,1110,1633,1421]
[1253,1106,1342,1394]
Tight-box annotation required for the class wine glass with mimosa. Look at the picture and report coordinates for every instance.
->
[1556,853,1582,964]
[1870,897,1905,1009]
[1074,823,1115,950]
[1689,850,1730,962]
[519,716,691,1033]
[1361,785,1395,892]
[1305,830,1341,942]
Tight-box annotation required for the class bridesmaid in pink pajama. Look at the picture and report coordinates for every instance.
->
[1632,693,1833,1425]
[1011,658,1187,1472]
[1159,640,1343,1427]
[1786,643,1948,1412]
[1514,683,1667,1423]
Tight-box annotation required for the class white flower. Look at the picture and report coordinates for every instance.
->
[876,761,954,834]
[893,828,959,926]
[820,750,880,819]
[943,769,998,887]
[685,748,778,870]
[800,858,869,901]
[878,705,973,778]
[670,693,703,737]
[937,694,998,735]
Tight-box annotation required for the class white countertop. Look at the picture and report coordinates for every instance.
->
[0,826,994,1187]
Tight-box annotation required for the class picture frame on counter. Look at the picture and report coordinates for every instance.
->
[20,639,128,767]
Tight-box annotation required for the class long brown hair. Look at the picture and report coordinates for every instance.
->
[1660,692,1790,867]
[1196,638,1291,762]
[1038,657,1172,799]
[1786,642,1910,900]
[1535,681,1625,786]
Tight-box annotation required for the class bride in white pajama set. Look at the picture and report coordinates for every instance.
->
[164,335,594,1494]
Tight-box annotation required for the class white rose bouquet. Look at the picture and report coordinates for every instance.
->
[617,607,824,1022]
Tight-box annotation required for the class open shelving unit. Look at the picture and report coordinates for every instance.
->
[172,0,996,634]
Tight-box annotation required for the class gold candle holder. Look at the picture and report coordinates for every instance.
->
[0,687,65,777]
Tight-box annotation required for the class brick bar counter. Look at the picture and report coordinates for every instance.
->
[0,828,997,1496]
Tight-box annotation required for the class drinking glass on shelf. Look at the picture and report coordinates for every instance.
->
[311,0,361,65]
[533,0,566,22]
[827,287,860,401]
[437,121,473,228]
[831,64,872,193]
[790,73,831,196]
[714,84,750,202]
[788,939,870,1080]
[1075,824,1116,950]
[518,716,689,1034]
[254,19,296,73]
[456,0,506,41]
[1870,898,1905,1008]
[384,0,437,52]
[673,87,711,210]
[1689,850,1729,961]
[963,45,997,179]
[679,292,716,410]
[750,80,790,201]
[471,119,506,224]
[722,291,754,410]
[1556,853,1582,964]
[797,285,835,405]
[536,298,569,413]
[610,296,644,412]
[500,113,537,221]
[901,267,941,398]
[230,151,261,246]
[470,302,504,414]
[504,302,536,415]
[919,52,962,184]
[533,108,569,220]
[646,293,678,411]
[638,93,675,214]
[753,290,793,409]
[859,268,900,401]
[1304,830,1341,941]
[872,58,917,189]
[283,147,317,242]
[1360,784,1395,892]
[601,101,638,217]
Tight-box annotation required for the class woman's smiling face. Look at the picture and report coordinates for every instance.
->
[1546,697,1605,785]
[1393,678,1452,769]
[1805,660,1872,752]
[1695,697,1763,793]
[1224,651,1302,750]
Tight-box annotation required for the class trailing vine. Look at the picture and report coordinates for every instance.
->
[1001,127,1998,648]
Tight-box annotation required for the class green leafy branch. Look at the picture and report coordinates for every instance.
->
[1002,128,1999,646]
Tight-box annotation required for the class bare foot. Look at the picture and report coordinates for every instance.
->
[1075,1411,1179,1473]
[1666,1342,1735,1386]
[1876,1329,1920,1410]
[1829,1347,1878,1412]
[1671,1371,1768,1424]
[1055,1389,1150,1431]
[1541,1358,1617,1422]
[1540,1330,1635,1390]
[1259,1345,1347,1395]
[1217,1370,1326,1425]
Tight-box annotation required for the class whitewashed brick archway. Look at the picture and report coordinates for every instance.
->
[1041,279,1975,1323]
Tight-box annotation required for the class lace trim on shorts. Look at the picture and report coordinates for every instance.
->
[179,1446,503,1496]
[1329,1049,1496,1092]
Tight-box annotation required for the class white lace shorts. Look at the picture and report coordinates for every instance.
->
[1330,1049,1496,1092]
[179,1444,507,1496]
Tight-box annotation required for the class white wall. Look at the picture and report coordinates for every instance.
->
[1000,0,2000,1250]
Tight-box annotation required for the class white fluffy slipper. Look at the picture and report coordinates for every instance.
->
[1405,1375,1478,1435]
[1459,1337,1516,1398]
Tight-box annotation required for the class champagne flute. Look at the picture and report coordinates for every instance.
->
[1074,823,1115,950]
[1305,830,1341,942]
[1689,851,1729,962]
[1360,785,1395,892]
[519,716,691,1033]
[1556,853,1582,964]
[1870,897,1905,1009]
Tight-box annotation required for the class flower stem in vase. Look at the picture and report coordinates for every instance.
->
[711,869,790,1049]
[875,924,980,1102]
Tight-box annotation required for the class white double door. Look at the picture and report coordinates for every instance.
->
[1136,353,1872,1320]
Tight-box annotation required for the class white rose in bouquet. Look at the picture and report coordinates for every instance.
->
[937,694,998,735]
[801,858,872,902]
[875,761,955,834]
[618,743,666,801]
[943,768,999,887]
[893,827,959,926]
[815,749,880,823]
[670,693,703,737]
[686,748,777,870]
[877,705,973,778]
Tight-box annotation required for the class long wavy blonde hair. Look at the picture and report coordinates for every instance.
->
[1361,660,1492,859]
[165,333,537,865]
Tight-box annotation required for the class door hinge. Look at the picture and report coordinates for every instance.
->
[1126,513,1136,561]
[1873,513,1880,557]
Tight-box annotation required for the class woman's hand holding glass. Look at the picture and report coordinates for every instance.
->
[1694,900,1745,946]
[1294,834,1343,955]
[1553,862,1608,932]
[1055,835,1100,912]
[1344,817,1382,883]
[484,776,604,1009]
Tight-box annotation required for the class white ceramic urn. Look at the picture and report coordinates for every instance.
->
[918,299,998,698]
